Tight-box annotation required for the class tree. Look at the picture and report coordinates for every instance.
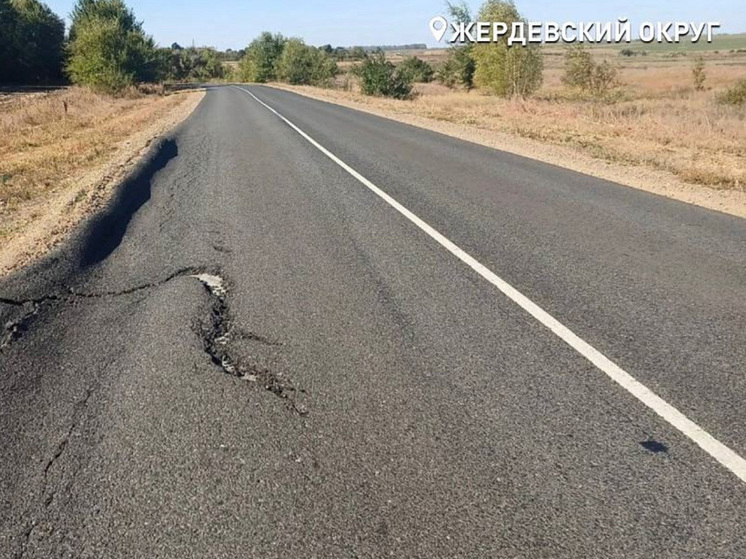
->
[446,0,471,25]
[0,0,21,82]
[69,0,137,40]
[471,0,543,97]
[436,1,476,89]
[437,47,475,88]
[12,0,65,82]
[275,38,337,86]
[66,0,160,92]
[238,32,285,82]
[190,48,225,81]
[0,0,64,84]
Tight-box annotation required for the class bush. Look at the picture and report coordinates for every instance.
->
[618,48,647,57]
[354,53,413,99]
[562,45,619,97]
[162,46,226,82]
[238,32,285,82]
[718,79,746,107]
[66,1,160,93]
[436,46,475,89]
[397,56,434,83]
[471,0,543,97]
[275,39,337,86]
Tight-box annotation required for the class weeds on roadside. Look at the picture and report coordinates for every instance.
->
[718,79,746,107]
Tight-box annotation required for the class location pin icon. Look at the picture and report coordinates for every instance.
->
[429,16,448,42]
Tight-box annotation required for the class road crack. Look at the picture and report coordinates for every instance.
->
[0,266,205,351]
[193,273,307,416]
[16,355,118,559]
[41,386,94,507]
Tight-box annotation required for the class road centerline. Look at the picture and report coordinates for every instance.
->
[235,84,746,485]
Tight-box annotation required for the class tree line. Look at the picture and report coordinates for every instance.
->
[0,0,545,98]
[0,0,228,91]
[1,0,646,102]
[235,1,546,100]
[237,32,338,86]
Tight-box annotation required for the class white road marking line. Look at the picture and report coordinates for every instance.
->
[235,85,746,484]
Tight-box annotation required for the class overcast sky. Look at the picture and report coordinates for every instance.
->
[44,0,744,50]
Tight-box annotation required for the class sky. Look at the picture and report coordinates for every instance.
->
[44,0,745,51]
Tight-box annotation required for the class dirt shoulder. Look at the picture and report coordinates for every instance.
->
[0,87,204,277]
[265,83,746,220]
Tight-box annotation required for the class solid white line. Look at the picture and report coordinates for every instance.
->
[235,85,746,484]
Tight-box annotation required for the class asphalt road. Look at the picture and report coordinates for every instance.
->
[1,84,745,558]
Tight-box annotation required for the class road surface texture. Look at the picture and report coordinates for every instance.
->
[1,85,745,558]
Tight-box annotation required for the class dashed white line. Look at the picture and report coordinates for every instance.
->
[235,85,746,484]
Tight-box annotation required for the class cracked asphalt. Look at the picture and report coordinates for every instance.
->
[1,85,745,558]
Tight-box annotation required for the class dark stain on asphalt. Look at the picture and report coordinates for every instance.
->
[640,439,669,454]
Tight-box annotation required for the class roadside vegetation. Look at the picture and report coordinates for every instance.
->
[238,32,338,86]
[354,54,414,99]
[0,88,189,211]
[0,0,65,84]
[237,1,542,99]
[397,56,435,83]
[561,45,621,99]
[162,45,227,83]
[66,0,161,92]
[471,0,543,96]
[258,0,746,196]
[1,0,230,93]
[0,0,207,273]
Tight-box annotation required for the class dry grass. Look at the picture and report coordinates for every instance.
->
[0,87,190,215]
[404,88,746,190]
[0,87,203,275]
[292,48,746,191]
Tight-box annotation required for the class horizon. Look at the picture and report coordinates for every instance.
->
[42,0,746,51]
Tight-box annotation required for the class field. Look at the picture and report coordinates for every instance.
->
[279,34,746,208]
